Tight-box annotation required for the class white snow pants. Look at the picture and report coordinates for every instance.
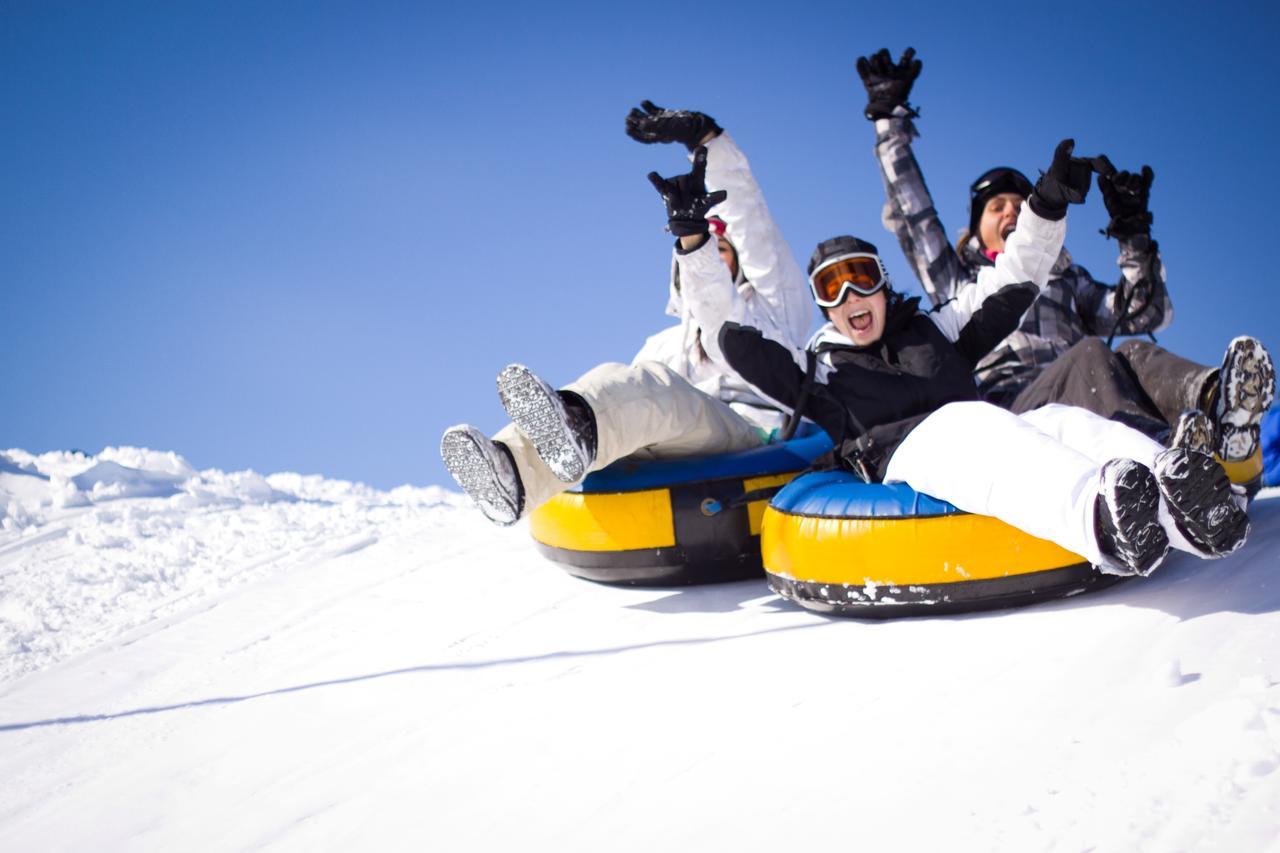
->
[495,361,767,514]
[883,401,1188,570]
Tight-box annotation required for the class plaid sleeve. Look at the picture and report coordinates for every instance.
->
[874,116,971,306]
[1072,234,1174,336]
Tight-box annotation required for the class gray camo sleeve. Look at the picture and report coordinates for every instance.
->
[874,116,971,306]
[1073,233,1174,336]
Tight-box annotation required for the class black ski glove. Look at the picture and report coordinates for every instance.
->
[855,47,922,121]
[647,146,728,238]
[1094,156,1155,239]
[1028,139,1107,220]
[625,100,722,152]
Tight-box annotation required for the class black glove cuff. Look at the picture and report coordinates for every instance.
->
[1104,212,1153,239]
[682,122,722,152]
[668,218,710,238]
[674,233,711,254]
[1028,192,1067,222]
[864,101,918,121]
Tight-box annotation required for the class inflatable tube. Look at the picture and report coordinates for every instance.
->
[1221,446,1265,499]
[529,425,832,586]
[761,470,1121,618]
[1261,406,1279,489]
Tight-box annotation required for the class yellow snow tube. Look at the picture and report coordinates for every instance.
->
[761,470,1119,617]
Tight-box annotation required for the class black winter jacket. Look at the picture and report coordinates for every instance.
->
[712,203,1066,479]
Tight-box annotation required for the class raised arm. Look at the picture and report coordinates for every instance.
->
[627,101,810,346]
[857,47,971,305]
[700,132,811,346]
[645,146,737,364]
[1074,160,1174,336]
[639,144,812,414]
[931,139,1099,362]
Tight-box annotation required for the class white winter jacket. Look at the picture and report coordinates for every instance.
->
[631,132,811,432]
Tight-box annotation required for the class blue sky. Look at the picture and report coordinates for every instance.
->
[4,0,1278,489]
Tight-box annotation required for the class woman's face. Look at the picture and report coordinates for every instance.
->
[829,288,888,347]
[978,192,1024,253]
[717,236,738,279]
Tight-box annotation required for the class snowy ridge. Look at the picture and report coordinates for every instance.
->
[1,447,465,683]
[0,447,1278,850]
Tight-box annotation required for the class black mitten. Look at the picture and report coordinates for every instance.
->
[647,146,728,238]
[1029,139,1106,220]
[855,47,922,120]
[1096,157,1155,239]
[625,100,722,151]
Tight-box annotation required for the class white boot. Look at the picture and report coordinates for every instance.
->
[440,425,524,526]
[497,364,596,483]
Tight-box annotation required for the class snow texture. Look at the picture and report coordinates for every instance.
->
[1,446,1279,851]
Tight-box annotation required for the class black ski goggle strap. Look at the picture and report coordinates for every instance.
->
[808,253,888,308]
[969,167,1034,203]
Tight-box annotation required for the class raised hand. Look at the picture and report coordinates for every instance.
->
[1030,139,1108,218]
[1094,156,1155,238]
[855,47,922,120]
[625,100,722,151]
[647,146,728,238]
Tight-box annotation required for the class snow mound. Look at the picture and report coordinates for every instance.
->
[0,453,50,508]
[0,446,467,682]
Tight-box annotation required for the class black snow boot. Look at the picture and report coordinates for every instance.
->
[1093,458,1169,577]
[497,364,598,483]
[1153,448,1250,557]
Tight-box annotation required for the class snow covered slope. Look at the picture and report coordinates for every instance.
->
[1,447,1278,851]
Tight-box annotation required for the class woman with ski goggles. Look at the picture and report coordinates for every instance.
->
[803,239,892,348]
[807,252,889,307]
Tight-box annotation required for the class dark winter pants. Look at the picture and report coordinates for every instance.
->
[1008,338,1216,441]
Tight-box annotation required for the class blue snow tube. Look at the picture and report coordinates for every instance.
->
[1263,406,1280,488]
[528,423,833,586]
[760,470,1121,618]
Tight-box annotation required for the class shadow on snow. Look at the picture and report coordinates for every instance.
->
[0,621,832,733]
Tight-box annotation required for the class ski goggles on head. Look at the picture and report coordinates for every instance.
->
[808,253,889,308]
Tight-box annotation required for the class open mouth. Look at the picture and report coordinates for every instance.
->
[848,309,873,332]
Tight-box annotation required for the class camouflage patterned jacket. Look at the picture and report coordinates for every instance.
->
[873,116,1174,407]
